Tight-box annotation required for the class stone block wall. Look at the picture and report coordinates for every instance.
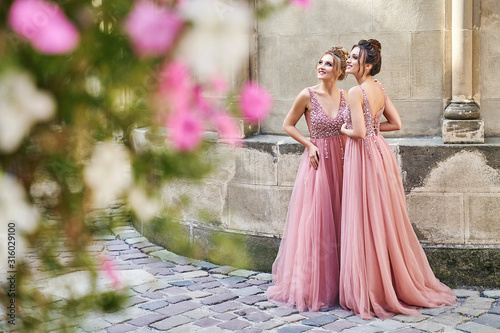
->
[134,129,500,286]
[257,0,500,137]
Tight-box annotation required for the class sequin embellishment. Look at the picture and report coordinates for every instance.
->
[307,88,347,159]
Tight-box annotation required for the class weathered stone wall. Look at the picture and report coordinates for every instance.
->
[133,129,500,285]
[258,0,500,137]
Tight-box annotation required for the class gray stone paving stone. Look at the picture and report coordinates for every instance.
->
[183,308,213,320]
[187,280,223,291]
[253,273,273,281]
[430,312,469,326]
[213,312,238,321]
[141,291,165,299]
[169,280,195,287]
[150,315,192,330]
[147,267,174,275]
[131,242,155,249]
[217,318,252,330]
[240,328,263,333]
[422,306,453,316]
[371,318,408,331]
[155,301,202,317]
[454,289,481,298]
[139,300,170,311]
[162,286,190,295]
[193,276,217,283]
[490,307,500,315]
[269,307,300,317]
[232,286,265,297]
[302,314,338,327]
[255,319,286,330]
[346,315,377,325]
[165,294,192,304]
[256,301,278,310]
[463,298,496,309]
[209,265,238,275]
[106,323,137,333]
[414,321,446,332]
[239,294,269,305]
[258,282,274,291]
[107,244,130,251]
[457,321,500,333]
[192,260,219,271]
[186,290,212,299]
[247,279,268,286]
[229,269,259,278]
[391,329,423,333]
[343,325,384,333]
[283,314,308,323]
[322,319,357,331]
[393,314,429,323]
[244,310,274,323]
[484,291,500,299]
[126,296,148,307]
[454,307,488,317]
[331,307,354,319]
[276,325,312,333]
[125,237,149,244]
[193,317,222,327]
[172,265,198,273]
[131,257,162,265]
[119,232,143,240]
[127,313,166,326]
[220,276,248,285]
[474,314,500,328]
[141,246,164,254]
[182,270,209,279]
[146,261,177,268]
[201,293,238,305]
[211,300,245,313]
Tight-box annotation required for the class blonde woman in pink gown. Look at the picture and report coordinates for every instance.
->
[339,39,456,319]
[267,47,349,312]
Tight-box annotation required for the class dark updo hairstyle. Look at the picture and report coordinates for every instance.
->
[353,39,382,76]
[318,46,349,80]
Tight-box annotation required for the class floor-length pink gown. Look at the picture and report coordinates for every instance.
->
[267,88,348,312]
[340,84,457,319]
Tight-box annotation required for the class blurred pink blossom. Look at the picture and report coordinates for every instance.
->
[166,110,204,151]
[290,0,312,9]
[125,1,183,57]
[99,256,122,289]
[239,81,273,123]
[215,113,242,146]
[159,61,192,112]
[211,75,229,95]
[8,0,79,54]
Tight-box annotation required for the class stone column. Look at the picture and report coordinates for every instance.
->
[443,0,484,143]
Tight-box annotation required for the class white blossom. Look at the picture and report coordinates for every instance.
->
[84,141,132,208]
[128,186,161,222]
[178,0,251,80]
[0,172,39,274]
[0,70,56,153]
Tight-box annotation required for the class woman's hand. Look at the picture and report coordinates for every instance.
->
[308,144,320,170]
[340,123,347,135]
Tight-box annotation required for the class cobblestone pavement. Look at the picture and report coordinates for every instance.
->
[34,225,500,332]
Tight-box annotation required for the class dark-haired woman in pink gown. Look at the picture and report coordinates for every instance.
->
[339,39,456,319]
[267,47,349,311]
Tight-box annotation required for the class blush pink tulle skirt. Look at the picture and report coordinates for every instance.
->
[267,136,345,312]
[340,135,457,319]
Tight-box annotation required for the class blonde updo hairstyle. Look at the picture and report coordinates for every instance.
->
[318,46,349,81]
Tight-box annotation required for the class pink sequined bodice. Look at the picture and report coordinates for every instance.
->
[344,84,386,137]
[308,88,347,139]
